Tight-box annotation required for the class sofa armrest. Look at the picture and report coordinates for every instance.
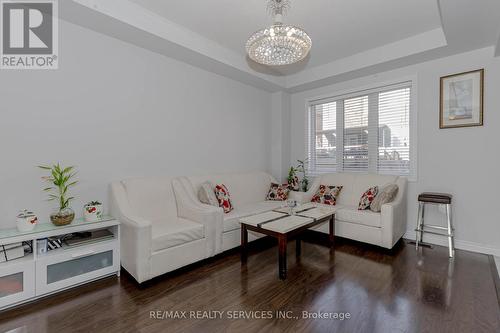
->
[172,177,223,255]
[109,182,152,283]
[380,177,408,248]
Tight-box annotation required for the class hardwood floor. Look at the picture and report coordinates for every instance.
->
[1,234,499,333]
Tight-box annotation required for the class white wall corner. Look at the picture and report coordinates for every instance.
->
[495,257,500,279]
[270,92,292,182]
[495,36,500,57]
[281,92,292,182]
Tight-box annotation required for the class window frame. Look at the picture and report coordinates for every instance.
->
[305,77,418,181]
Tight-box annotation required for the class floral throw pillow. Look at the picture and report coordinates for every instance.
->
[358,186,379,210]
[311,185,343,205]
[214,184,233,213]
[266,183,289,201]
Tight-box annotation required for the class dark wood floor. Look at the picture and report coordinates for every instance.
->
[1,234,499,333]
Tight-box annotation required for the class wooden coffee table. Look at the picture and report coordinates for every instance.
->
[240,204,336,280]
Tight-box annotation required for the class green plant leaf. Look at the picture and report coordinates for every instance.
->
[62,166,74,174]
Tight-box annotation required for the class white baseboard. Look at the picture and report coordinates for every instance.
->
[404,230,500,257]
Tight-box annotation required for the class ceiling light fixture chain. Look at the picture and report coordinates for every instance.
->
[267,0,291,17]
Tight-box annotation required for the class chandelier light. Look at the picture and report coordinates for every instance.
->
[246,0,312,66]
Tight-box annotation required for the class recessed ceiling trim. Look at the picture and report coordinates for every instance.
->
[68,0,286,91]
[64,0,500,94]
[285,28,448,89]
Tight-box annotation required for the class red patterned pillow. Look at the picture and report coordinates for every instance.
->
[266,183,289,201]
[358,186,379,210]
[214,184,233,213]
[311,185,343,205]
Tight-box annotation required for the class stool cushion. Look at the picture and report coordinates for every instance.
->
[418,192,452,204]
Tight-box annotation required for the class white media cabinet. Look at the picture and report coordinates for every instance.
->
[0,217,120,311]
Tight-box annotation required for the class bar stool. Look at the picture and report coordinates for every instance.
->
[415,192,454,258]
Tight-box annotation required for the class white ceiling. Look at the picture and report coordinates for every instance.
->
[129,0,441,68]
[63,0,500,92]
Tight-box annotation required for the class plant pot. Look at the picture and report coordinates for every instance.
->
[84,203,103,222]
[50,207,75,226]
[16,210,38,232]
[288,176,300,192]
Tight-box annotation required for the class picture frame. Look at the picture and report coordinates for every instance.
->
[440,69,484,129]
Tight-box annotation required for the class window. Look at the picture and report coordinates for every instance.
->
[307,82,413,177]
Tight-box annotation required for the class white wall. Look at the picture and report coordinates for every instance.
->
[0,20,272,228]
[288,46,500,255]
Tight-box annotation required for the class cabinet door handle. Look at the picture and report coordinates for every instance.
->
[71,250,96,258]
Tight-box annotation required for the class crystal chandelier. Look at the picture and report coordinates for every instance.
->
[246,0,312,66]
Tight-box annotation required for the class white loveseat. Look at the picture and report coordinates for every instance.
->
[109,176,219,283]
[290,173,407,249]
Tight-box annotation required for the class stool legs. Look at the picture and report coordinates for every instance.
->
[415,202,425,250]
[446,204,454,258]
[415,201,455,258]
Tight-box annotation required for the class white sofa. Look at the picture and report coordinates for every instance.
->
[290,173,407,249]
[110,171,406,283]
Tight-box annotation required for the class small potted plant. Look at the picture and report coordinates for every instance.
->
[287,167,300,191]
[296,159,309,192]
[38,163,78,226]
[16,209,38,232]
[84,201,103,222]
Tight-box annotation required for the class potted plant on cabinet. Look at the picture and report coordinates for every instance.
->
[16,209,38,232]
[38,163,78,226]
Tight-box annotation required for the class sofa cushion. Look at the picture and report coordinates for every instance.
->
[318,173,398,206]
[352,174,398,205]
[336,206,381,228]
[198,181,218,206]
[223,201,284,232]
[370,184,399,212]
[316,173,357,206]
[215,184,233,213]
[151,218,205,252]
[358,186,379,210]
[186,172,274,208]
[266,183,289,201]
[311,185,343,205]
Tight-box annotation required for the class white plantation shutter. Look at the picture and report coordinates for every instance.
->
[377,87,411,176]
[307,82,413,177]
[343,95,369,172]
[308,102,337,174]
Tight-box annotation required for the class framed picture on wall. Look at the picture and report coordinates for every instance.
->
[440,69,484,129]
